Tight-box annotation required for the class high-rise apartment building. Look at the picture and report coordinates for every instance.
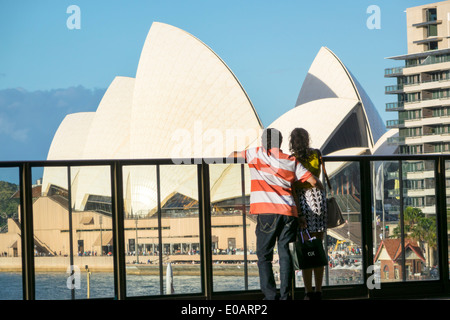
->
[385,1,450,216]
[385,1,450,155]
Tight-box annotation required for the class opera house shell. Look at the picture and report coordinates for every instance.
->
[42,22,263,215]
[270,46,395,157]
[42,23,396,217]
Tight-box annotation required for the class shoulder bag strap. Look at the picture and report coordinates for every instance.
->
[317,149,332,191]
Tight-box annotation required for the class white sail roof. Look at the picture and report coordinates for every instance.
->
[271,47,386,156]
[295,47,385,148]
[42,22,262,213]
[42,29,391,215]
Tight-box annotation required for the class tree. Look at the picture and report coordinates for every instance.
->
[0,181,19,230]
[392,206,437,266]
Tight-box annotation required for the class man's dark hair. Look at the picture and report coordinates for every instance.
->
[262,128,283,150]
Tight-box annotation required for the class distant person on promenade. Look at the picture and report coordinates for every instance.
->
[290,127,327,300]
[229,128,323,300]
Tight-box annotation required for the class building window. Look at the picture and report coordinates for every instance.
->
[427,24,438,37]
[426,8,437,22]
[405,58,419,67]
[429,70,450,82]
[432,88,450,99]
[400,144,423,155]
[406,92,420,102]
[394,267,400,280]
[399,109,422,121]
[427,41,438,51]
[435,143,450,152]
[429,53,450,64]
[383,265,389,280]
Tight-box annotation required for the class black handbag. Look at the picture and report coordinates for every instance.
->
[289,230,328,270]
[319,153,345,229]
[326,197,345,228]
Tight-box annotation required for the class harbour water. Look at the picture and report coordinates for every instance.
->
[0,267,363,300]
[0,271,262,300]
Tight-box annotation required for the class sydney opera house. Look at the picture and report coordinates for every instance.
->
[0,22,395,265]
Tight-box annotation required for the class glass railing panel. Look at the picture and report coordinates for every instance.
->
[385,85,404,93]
[386,102,404,111]
[385,67,404,76]
[372,160,439,284]
[69,165,114,299]
[0,167,22,300]
[402,160,438,282]
[209,163,256,292]
[372,161,399,284]
[243,164,259,291]
[123,164,172,297]
[159,164,201,295]
[296,160,364,288]
[33,165,115,299]
[32,166,71,299]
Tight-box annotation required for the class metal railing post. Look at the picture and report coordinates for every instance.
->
[198,161,213,299]
[19,162,35,300]
[156,164,164,294]
[241,163,249,290]
[111,161,126,300]
[67,166,75,300]
[399,161,406,282]
[359,158,373,298]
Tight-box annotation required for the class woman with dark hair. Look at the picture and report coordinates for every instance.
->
[290,127,327,300]
[229,128,324,300]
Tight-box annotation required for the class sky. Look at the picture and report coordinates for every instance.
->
[0,0,439,166]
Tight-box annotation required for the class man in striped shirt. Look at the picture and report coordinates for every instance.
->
[230,128,323,300]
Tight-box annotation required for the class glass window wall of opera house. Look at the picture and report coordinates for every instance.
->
[0,156,449,300]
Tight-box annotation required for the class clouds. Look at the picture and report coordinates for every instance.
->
[0,115,28,142]
[0,86,105,160]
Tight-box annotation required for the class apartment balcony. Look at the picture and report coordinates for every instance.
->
[403,77,450,93]
[406,186,436,197]
[404,96,450,109]
[385,62,450,78]
[406,169,435,180]
[386,101,404,112]
[386,49,450,78]
[385,66,404,77]
[401,133,450,147]
[387,136,405,145]
[387,186,435,198]
[385,84,404,94]
[386,119,404,128]
[403,61,450,75]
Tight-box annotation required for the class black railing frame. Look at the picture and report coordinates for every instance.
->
[0,154,448,300]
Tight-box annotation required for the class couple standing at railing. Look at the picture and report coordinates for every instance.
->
[229,127,327,300]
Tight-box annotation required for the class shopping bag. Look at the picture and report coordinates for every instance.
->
[289,230,327,270]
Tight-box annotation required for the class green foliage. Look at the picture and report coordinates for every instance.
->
[392,206,437,249]
[0,181,19,229]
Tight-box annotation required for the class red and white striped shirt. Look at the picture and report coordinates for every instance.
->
[241,147,312,217]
